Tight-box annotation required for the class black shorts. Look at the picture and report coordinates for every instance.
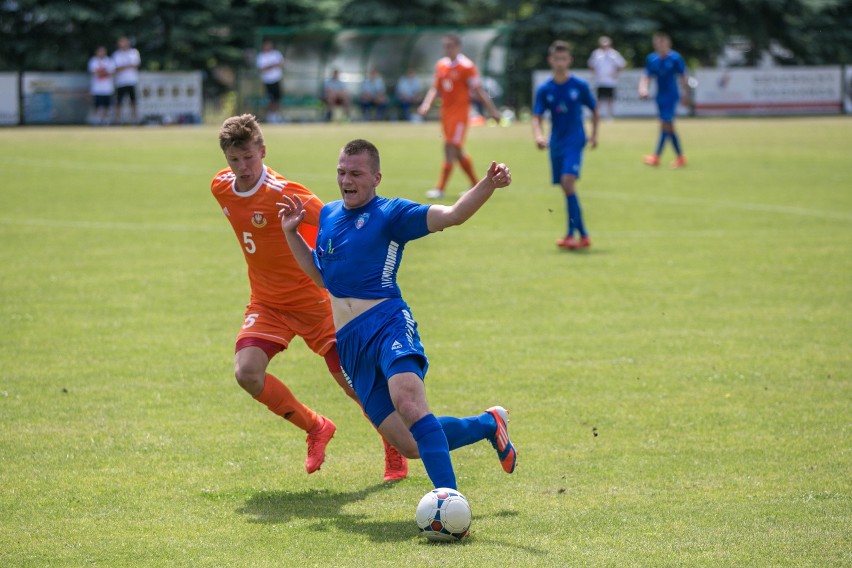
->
[264,82,281,102]
[93,95,112,109]
[596,86,616,100]
[116,85,137,104]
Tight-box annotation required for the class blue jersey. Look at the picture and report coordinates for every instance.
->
[314,196,431,299]
[533,75,596,150]
[645,51,686,100]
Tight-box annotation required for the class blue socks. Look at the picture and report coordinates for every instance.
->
[670,131,683,156]
[567,194,587,237]
[438,413,495,451]
[656,129,683,157]
[410,414,456,489]
[655,130,669,156]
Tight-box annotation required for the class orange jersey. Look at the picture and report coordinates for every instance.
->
[432,54,480,118]
[211,166,328,311]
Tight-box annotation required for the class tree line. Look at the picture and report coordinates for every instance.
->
[2,0,849,107]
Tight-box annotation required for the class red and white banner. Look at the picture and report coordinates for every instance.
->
[693,67,842,115]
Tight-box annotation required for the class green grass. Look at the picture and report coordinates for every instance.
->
[1,117,850,567]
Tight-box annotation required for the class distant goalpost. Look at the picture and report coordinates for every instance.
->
[241,25,511,120]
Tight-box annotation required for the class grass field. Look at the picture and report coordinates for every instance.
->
[1,116,850,567]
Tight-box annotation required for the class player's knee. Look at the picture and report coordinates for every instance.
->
[398,443,420,460]
[234,364,264,393]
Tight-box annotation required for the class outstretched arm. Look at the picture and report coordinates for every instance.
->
[638,74,650,99]
[588,106,599,149]
[679,74,690,105]
[532,114,548,149]
[472,83,501,121]
[417,86,438,115]
[277,195,325,288]
[426,161,511,232]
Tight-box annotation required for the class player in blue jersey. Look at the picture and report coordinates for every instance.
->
[277,139,517,491]
[532,40,599,250]
[638,32,689,169]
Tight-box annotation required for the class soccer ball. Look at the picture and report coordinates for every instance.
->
[415,488,471,542]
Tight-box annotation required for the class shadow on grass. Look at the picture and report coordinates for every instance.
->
[238,487,547,553]
[237,484,413,542]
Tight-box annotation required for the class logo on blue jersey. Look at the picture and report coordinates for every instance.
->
[355,213,370,229]
[391,340,402,350]
[570,89,579,100]
[317,238,333,257]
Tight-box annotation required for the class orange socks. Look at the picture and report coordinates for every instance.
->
[459,155,477,185]
[254,373,317,432]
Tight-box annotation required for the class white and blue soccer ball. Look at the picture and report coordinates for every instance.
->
[415,488,471,542]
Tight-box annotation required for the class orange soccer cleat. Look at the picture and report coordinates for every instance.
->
[642,155,660,167]
[382,438,408,482]
[305,415,336,474]
[486,406,517,474]
[671,156,687,169]
[556,235,579,249]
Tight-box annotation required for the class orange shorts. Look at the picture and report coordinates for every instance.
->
[236,301,336,356]
[442,113,469,146]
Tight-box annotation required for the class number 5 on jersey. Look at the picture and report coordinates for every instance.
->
[242,313,259,329]
[242,231,256,254]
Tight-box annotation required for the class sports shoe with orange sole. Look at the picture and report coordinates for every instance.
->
[642,155,660,166]
[671,156,687,169]
[305,415,336,474]
[382,438,408,482]
[486,406,517,474]
[556,235,579,249]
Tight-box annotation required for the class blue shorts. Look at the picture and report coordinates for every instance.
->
[656,97,679,122]
[550,146,584,184]
[336,298,429,427]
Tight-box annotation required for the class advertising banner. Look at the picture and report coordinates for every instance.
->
[136,71,203,124]
[694,67,842,115]
[20,71,202,124]
[0,73,19,125]
[844,65,852,114]
[22,72,90,124]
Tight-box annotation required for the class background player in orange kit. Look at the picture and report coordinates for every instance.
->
[211,114,407,481]
[417,33,501,199]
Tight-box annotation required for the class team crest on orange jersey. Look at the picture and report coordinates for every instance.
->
[251,212,268,228]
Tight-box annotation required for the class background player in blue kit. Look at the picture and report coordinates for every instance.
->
[532,40,599,250]
[638,32,689,169]
[277,139,517,491]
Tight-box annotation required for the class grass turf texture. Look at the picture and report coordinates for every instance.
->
[0,117,849,567]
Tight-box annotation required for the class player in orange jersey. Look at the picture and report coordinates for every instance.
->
[211,114,407,481]
[417,33,501,200]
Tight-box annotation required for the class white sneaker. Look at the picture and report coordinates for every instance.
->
[425,188,445,199]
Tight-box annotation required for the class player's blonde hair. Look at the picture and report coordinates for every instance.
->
[342,139,381,173]
[219,114,264,151]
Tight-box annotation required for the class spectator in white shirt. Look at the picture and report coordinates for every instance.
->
[587,36,626,120]
[256,40,285,123]
[112,36,141,124]
[88,46,115,125]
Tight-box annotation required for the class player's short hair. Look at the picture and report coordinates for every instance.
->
[548,40,572,56]
[443,33,461,47]
[219,114,264,151]
[342,139,380,172]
